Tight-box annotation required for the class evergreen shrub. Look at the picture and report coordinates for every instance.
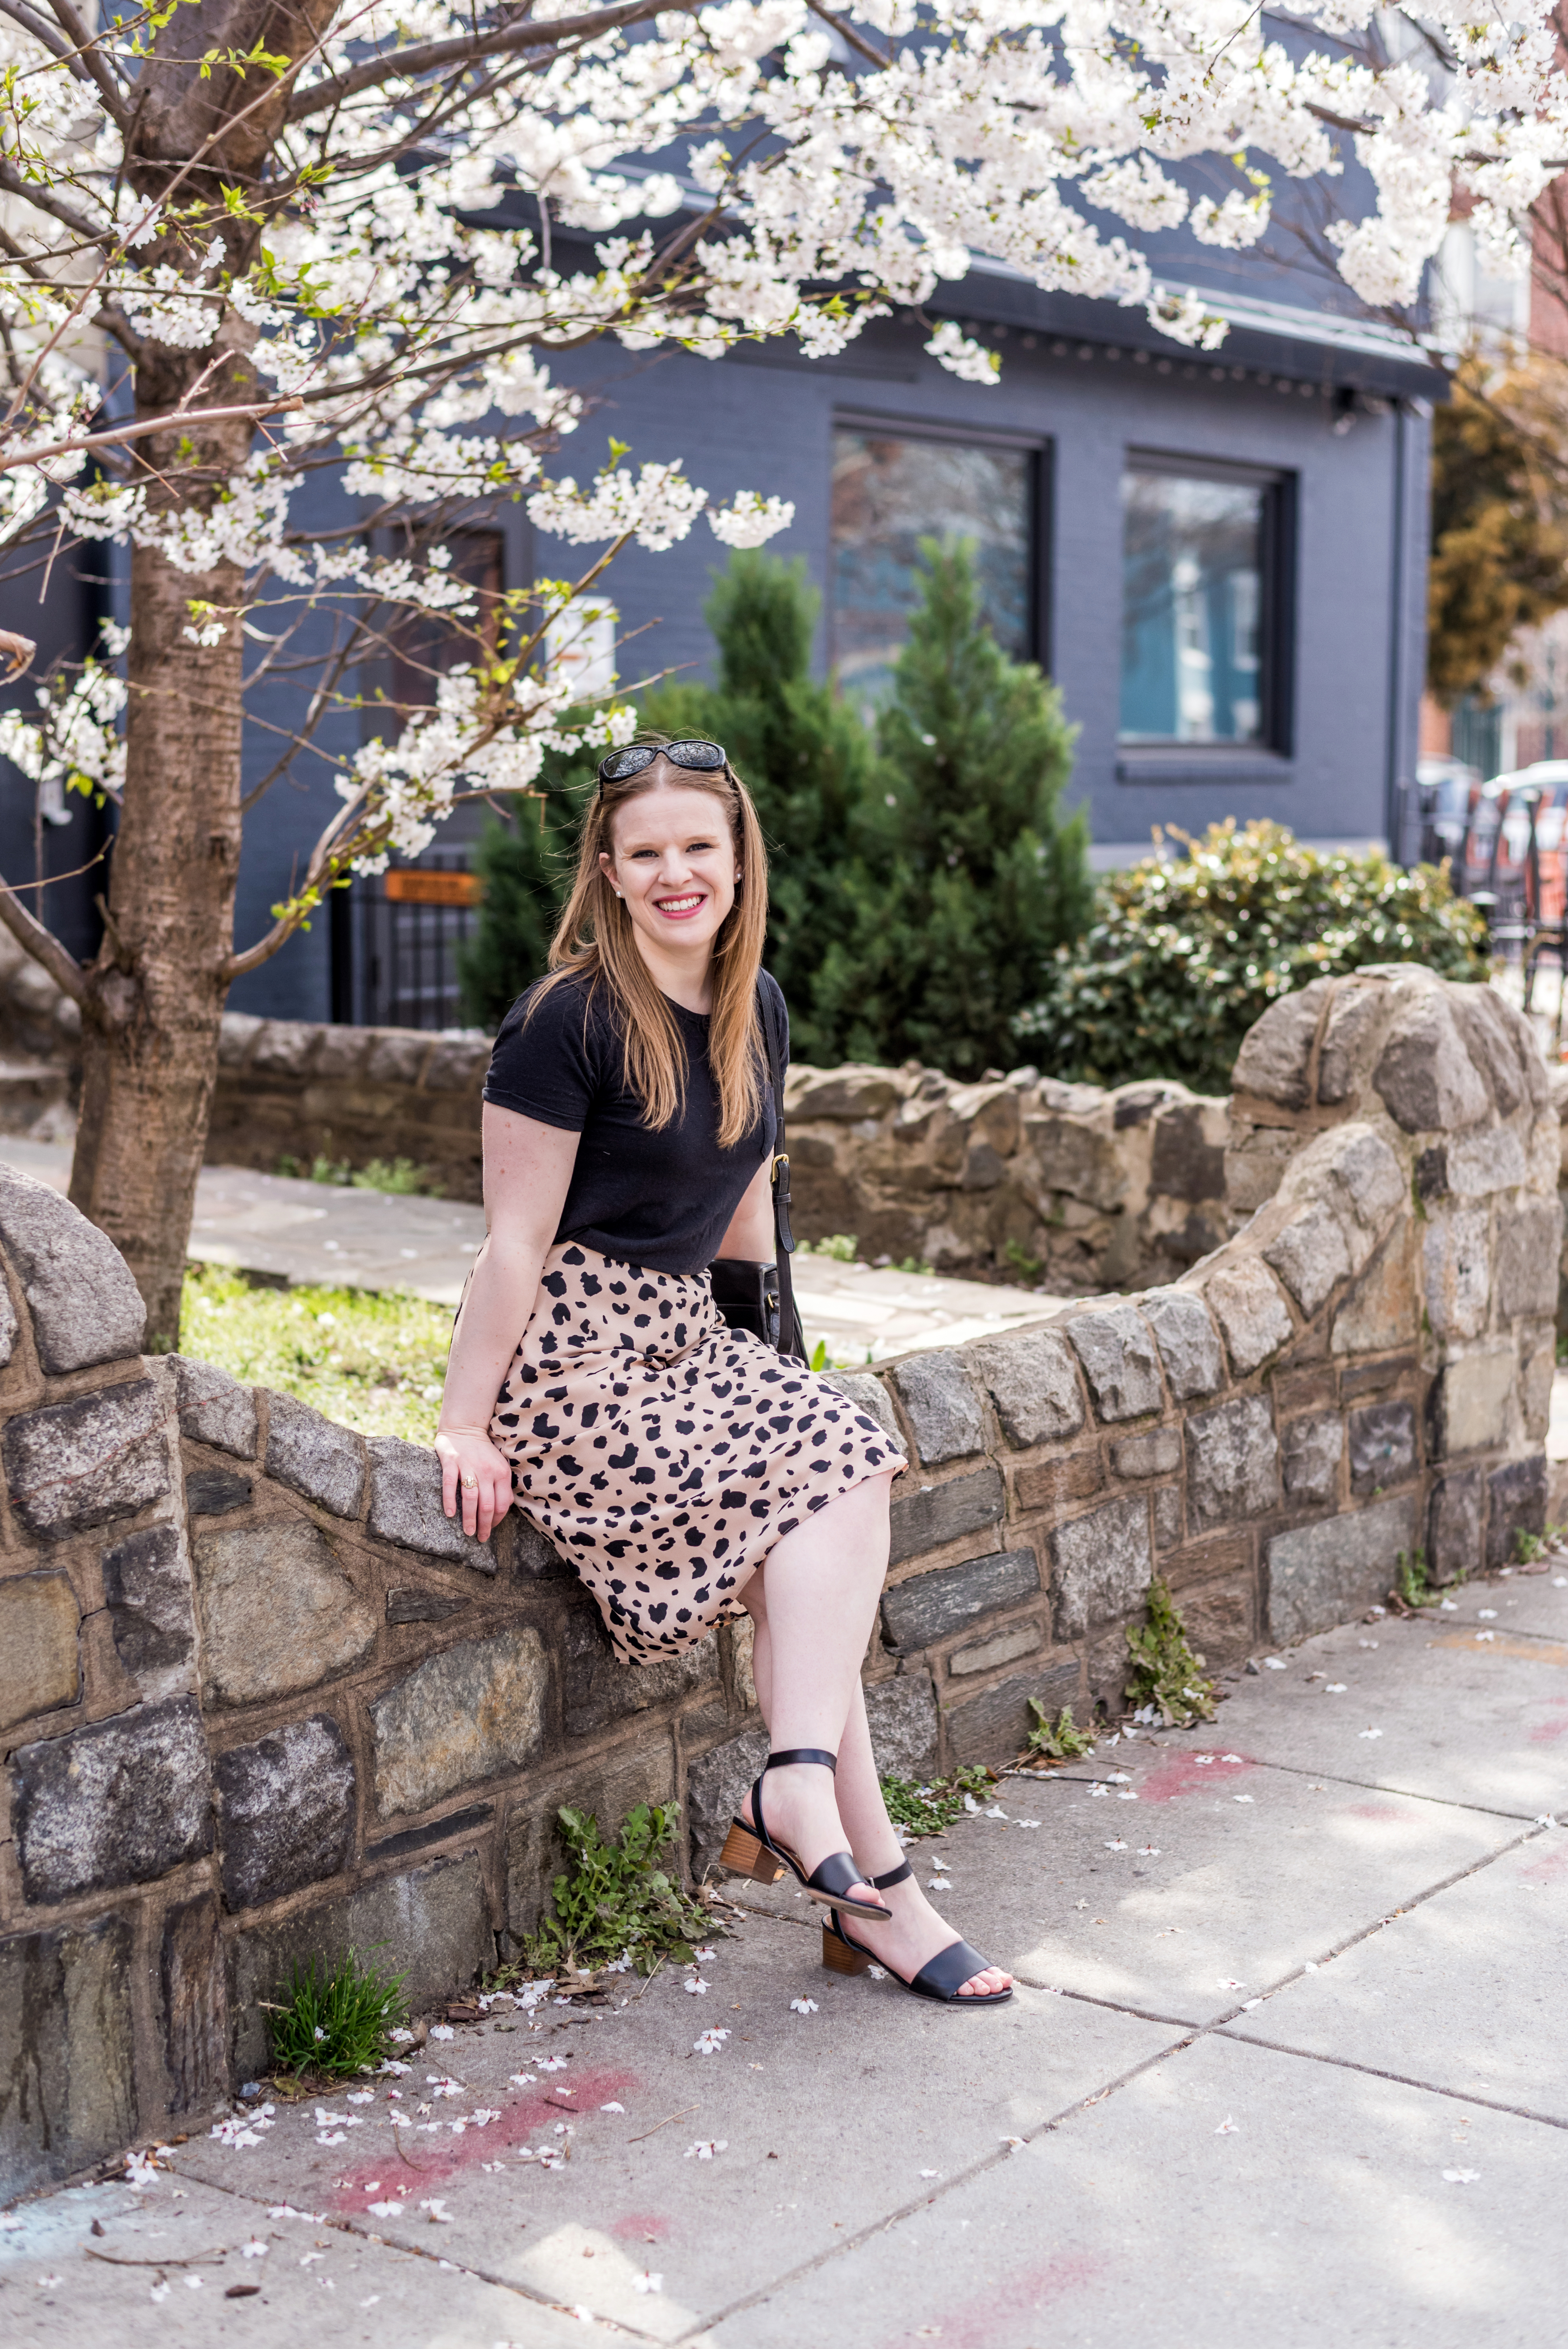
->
[458,741,597,1032]
[638,549,873,1061]
[1017,820,1489,1096]
[452,545,1096,1080]
[813,541,1092,1076]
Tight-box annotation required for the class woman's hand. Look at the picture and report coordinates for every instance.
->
[435,1423,514,1542]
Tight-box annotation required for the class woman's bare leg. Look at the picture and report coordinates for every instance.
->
[734,1470,896,1912]
[832,1682,1011,1997]
[743,1531,1010,1996]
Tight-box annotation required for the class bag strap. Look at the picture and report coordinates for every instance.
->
[757,976,807,1362]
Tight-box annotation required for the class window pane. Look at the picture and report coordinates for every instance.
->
[1120,471,1265,743]
[831,431,1032,712]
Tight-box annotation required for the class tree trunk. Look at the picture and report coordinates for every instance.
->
[68,339,254,1350]
[64,0,341,1347]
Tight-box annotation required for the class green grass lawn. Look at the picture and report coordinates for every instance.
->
[181,1261,453,1442]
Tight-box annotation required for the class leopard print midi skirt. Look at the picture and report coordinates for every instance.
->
[489,1242,904,1665]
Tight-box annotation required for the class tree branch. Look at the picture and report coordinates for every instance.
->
[224,798,358,978]
[0,156,110,245]
[284,0,680,123]
[0,877,88,1003]
[43,0,134,130]
[0,395,303,472]
[0,0,75,67]
[804,1,889,71]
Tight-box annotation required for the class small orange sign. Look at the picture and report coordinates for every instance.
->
[384,868,481,907]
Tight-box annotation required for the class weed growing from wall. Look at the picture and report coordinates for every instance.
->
[878,1765,997,1839]
[1125,1579,1216,1728]
[1515,1525,1568,1565]
[1025,1702,1096,1760]
[263,1948,409,2079]
[1394,1546,1442,1607]
[524,1804,715,1977]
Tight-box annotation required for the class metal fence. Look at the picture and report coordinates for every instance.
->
[331,856,481,1030]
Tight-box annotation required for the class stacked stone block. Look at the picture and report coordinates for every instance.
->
[0,935,1236,1289]
[783,1063,1232,1291]
[214,1013,1229,1294]
[2,965,1555,2199]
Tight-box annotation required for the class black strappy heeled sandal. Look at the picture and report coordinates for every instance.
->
[820,1861,1013,2005]
[718,1748,893,1923]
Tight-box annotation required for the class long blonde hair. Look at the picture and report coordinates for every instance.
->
[528,738,771,1148]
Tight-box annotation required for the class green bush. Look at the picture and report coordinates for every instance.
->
[1017,820,1489,1095]
[451,547,1093,1081]
[812,540,1092,1077]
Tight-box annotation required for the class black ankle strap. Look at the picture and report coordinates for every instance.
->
[872,1860,914,1890]
[766,1748,837,1773]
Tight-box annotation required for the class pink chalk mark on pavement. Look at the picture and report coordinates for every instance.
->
[327,2064,640,2208]
[881,2251,1106,2349]
[1347,1803,1408,1821]
[1135,1752,1254,1802]
[1527,1700,1568,1744]
[611,2212,673,2243]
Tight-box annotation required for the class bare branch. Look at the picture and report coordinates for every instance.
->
[804,1,889,70]
[284,0,680,124]
[224,799,359,978]
[0,877,88,1003]
[0,157,110,245]
[0,395,304,472]
[43,0,133,129]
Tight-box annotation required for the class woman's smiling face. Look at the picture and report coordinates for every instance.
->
[600,770,739,967]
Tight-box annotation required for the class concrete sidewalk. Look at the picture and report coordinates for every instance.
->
[0,1137,1062,1366]
[8,1569,1568,2346]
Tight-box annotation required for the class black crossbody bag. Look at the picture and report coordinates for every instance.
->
[707,978,806,1362]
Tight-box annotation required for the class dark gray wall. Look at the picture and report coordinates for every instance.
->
[554,313,1430,861]
[0,291,1435,1028]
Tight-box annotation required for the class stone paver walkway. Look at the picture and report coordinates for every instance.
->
[0,1138,1059,1366]
[8,1569,1568,2345]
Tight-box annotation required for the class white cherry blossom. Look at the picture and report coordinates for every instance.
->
[0,0,1554,964]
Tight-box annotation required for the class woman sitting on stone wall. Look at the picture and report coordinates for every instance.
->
[435,736,1011,2005]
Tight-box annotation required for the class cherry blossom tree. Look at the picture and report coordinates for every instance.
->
[0,0,1559,1340]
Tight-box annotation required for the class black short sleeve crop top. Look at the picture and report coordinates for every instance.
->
[482,970,783,1275]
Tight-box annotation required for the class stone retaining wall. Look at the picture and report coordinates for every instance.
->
[208,1014,493,1204]
[206,1017,1233,1292]
[205,1020,1233,1294]
[0,930,1257,1295]
[1,964,1555,2198]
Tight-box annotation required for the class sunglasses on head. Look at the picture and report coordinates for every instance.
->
[596,739,728,791]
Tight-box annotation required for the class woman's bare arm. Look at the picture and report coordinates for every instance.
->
[435,1103,580,1539]
[713,1153,774,1261]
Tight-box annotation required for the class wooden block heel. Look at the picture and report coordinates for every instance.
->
[725,1750,897,1923]
[821,1922,874,1976]
[719,1821,786,1884]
